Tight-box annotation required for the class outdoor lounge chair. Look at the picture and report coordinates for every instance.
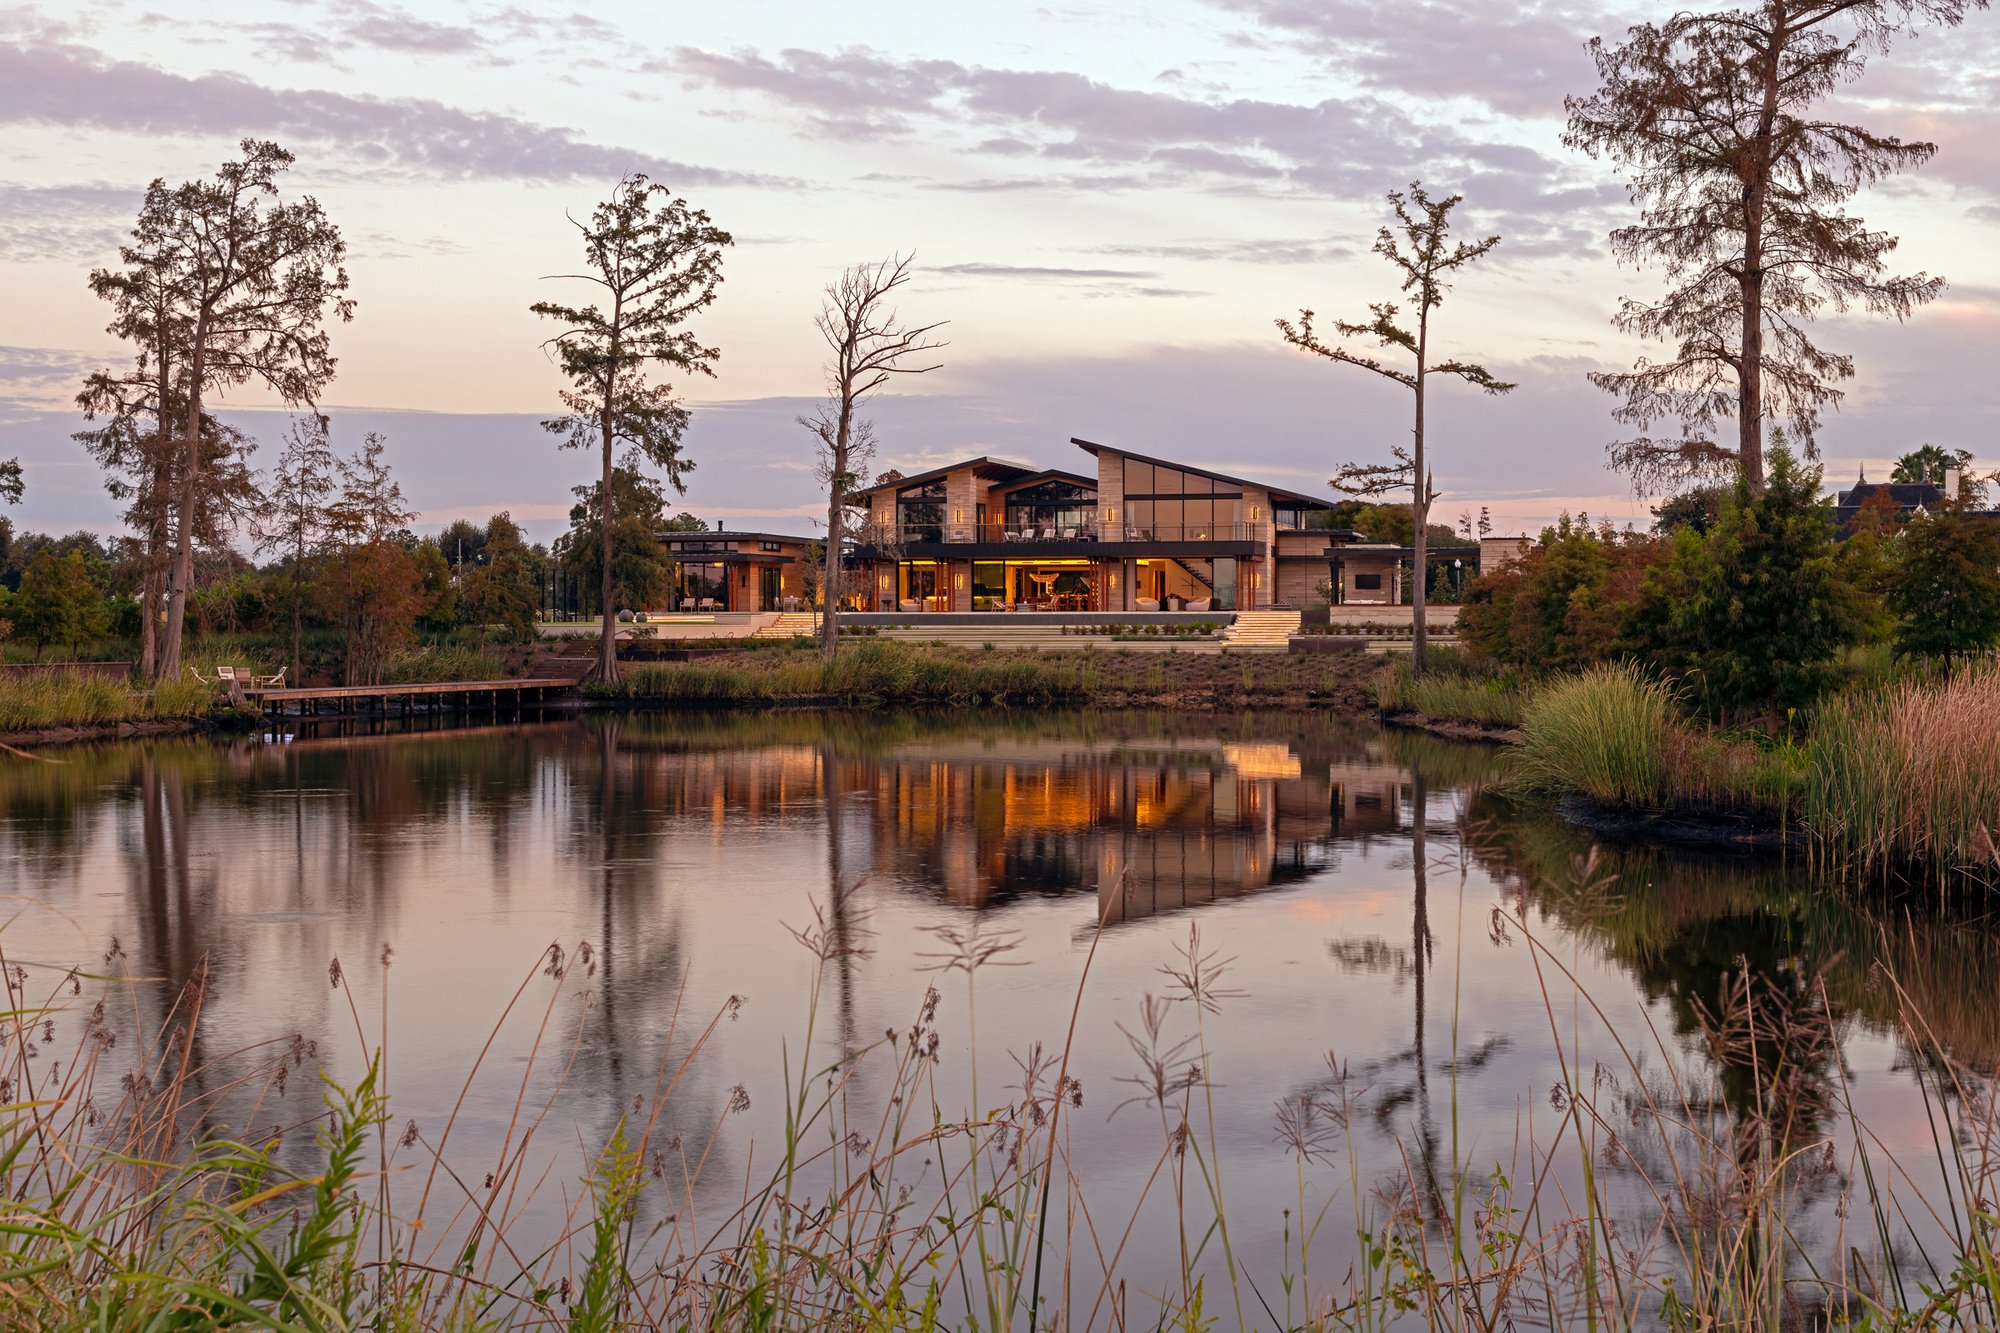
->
[1060,527,1077,540]
[1136,597,1160,611]
[252,667,285,689]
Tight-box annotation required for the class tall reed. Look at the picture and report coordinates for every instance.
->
[1805,665,2000,879]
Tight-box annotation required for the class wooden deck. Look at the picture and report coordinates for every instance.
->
[244,677,582,717]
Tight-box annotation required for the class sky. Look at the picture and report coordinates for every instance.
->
[2,0,1998,545]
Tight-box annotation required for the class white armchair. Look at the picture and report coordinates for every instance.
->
[1135,597,1160,612]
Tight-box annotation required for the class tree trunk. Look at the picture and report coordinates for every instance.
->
[158,353,204,683]
[599,410,618,685]
[1738,18,1785,496]
[1410,315,1430,678]
[140,561,160,681]
[821,400,854,661]
[291,548,304,683]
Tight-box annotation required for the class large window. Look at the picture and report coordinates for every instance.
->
[678,562,729,609]
[972,561,1006,610]
[897,479,947,542]
[1003,480,1097,534]
[1119,458,1242,538]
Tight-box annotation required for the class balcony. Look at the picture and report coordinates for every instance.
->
[855,521,1254,548]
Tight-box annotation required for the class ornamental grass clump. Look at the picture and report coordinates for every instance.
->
[1511,662,1676,807]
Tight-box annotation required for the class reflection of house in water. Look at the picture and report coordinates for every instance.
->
[604,723,1424,925]
[846,736,1418,924]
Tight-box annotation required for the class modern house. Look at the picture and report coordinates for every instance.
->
[660,530,815,612]
[846,437,1484,613]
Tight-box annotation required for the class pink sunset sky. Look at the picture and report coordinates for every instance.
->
[2,0,1997,544]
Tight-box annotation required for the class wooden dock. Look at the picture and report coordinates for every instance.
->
[244,677,582,718]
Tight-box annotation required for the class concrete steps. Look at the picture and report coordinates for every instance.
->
[1222,610,1301,650]
[753,612,821,639]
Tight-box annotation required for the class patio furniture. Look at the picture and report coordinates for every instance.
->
[1126,526,1143,541]
[252,667,285,689]
[1187,598,1212,612]
[781,595,800,611]
[700,597,719,612]
[1059,527,1077,540]
[899,599,921,613]
[680,597,697,612]
[1136,597,1160,611]
[1039,527,1055,541]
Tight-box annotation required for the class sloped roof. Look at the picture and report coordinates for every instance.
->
[1071,437,1337,509]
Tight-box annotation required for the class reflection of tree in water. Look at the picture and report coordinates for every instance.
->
[550,717,714,1155]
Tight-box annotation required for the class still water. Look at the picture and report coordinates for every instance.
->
[3,710,1997,1312]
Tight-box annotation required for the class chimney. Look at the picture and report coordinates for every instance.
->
[1945,466,1963,499]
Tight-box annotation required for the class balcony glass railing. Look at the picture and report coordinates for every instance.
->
[856,522,1253,546]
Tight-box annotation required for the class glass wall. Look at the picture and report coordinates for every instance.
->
[972,562,1006,610]
[1120,460,1242,539]
[678,562,730,610]
[1003,481,1097,535]
[897,479,946,542]
[897,562,944,611]
[1211,557,1236,611]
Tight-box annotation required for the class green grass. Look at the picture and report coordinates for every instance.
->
[0,669,215,731]
[382,645,507,683]
[1375,660,1527,727]
[601,640,1094,707]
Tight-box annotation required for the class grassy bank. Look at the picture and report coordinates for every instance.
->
[1375,654,1527,728]
[597,639,1379,711]
[1501,662,2000,881]
[0,669,214,733]
[5,863,1998,1331]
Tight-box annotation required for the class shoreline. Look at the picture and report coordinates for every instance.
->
[0,717,212,751]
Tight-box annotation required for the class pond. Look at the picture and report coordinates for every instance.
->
[2,709,1996,1323]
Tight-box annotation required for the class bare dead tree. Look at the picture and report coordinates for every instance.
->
[800,255,946,658]
[1278,185,1513,677]
[1565,0,1982,494]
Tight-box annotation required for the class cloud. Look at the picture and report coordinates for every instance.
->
[934,263,1158,279]
[667,44,1614,230]
[0,344,102,405]
[0,181,142,261]
[1087,237,1353,265]
[0,36,777,187]
[1205,0,1635,120]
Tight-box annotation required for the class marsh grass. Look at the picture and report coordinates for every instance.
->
[603,640,1094,707]
[0,669,214,731]
[1804,665,2000,881]
[383,645,509,684]
[1375,661,1527,727]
